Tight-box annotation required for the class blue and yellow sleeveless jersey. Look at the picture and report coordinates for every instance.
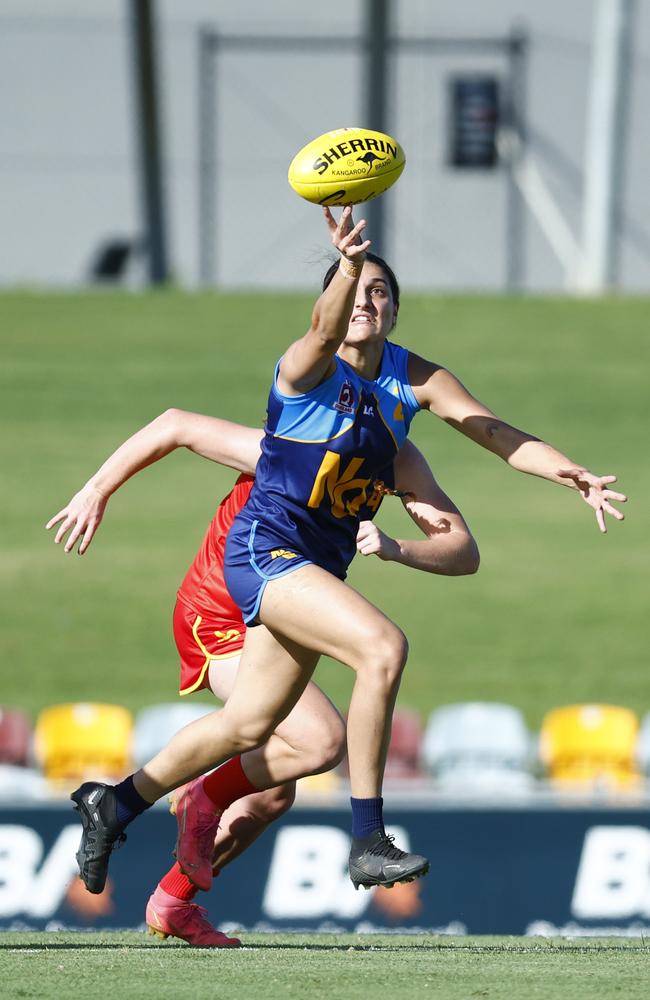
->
[223,341,421,622]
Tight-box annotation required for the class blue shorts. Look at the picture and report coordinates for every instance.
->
[223,514,313,625]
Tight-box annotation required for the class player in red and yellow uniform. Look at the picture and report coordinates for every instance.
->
[174,474,254,697]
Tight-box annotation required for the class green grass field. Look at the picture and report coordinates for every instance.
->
[2,933,649,1000]
[1,291,647,727]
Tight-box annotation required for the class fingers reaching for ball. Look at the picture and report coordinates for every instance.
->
[323,206,371,257]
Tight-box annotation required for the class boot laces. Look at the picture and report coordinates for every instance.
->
[370,834,407,861]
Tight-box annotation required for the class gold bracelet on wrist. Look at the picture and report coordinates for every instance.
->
[338,254,364,280]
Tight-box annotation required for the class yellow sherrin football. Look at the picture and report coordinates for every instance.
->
[288,127,405,206]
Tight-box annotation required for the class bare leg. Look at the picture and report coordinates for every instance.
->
[258,565,408,797]
[207,656,347,788]
[210,783,296,872]
[133,627,321,801]
[205,658,343,870]
[159,656,344,890]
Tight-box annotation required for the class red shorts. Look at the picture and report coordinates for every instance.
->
[173,598,245,696]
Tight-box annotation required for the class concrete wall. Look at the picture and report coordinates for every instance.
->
[1,0,648,291]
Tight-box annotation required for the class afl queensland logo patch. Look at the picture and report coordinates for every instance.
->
[334,379,355,414]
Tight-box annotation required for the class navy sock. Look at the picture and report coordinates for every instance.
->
[113,775,153,828]
[350,796,384,840]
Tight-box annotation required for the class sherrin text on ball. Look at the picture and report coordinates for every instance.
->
[288,127,405,206]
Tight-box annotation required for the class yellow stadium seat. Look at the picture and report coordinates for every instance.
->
[34,702,133,785]
[296,771,341,797]
[539,704,641,790]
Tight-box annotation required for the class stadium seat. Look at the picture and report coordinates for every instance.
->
[422,702,534,794]
[0,706,32,767]
[34,702,133,785]
[296,770,341,797]
[384,708,425,780]
[636,711,650,776]
[0,764,49,800]
[132,702,215,768]
[539,704,641,790]
[337,708,425,782]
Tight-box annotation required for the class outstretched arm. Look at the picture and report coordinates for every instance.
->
[356,440,480,575]
[277,206,370,396]
[408,355,627,533]
[46,409,263,554]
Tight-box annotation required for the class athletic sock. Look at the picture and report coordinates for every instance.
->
[350,796,385,840]
[201,756,258,811]
[113,774,154,828]
[159,862,199,902]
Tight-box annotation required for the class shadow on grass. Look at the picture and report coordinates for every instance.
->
[1,942,407,952]
[2,941,650,954]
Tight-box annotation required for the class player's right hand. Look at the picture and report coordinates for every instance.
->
[322,205,370,258]
[45,484,109,554]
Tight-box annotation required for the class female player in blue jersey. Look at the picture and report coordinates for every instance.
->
[71,206,626,900]
[52,407,479,944]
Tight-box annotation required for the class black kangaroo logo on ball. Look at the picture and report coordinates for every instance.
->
[356,152,386,174]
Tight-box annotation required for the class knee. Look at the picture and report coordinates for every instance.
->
[310,713,347,773]
[359,626,408,690]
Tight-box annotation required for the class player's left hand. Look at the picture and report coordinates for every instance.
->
[356,520,400,561]
[557,468,627,533]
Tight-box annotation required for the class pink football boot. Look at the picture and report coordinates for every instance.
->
[175,778,221,891]
[146,885,241,948]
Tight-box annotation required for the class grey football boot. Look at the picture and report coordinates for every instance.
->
[348,830,429,890]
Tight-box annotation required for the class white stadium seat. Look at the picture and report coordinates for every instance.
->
[637,712,650,776]
[132,702,215,768]
[0,764,49,800]
[422,701,535,795]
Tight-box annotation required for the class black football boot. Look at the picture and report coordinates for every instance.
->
[70,781,126,894]
[348,830,429,890]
